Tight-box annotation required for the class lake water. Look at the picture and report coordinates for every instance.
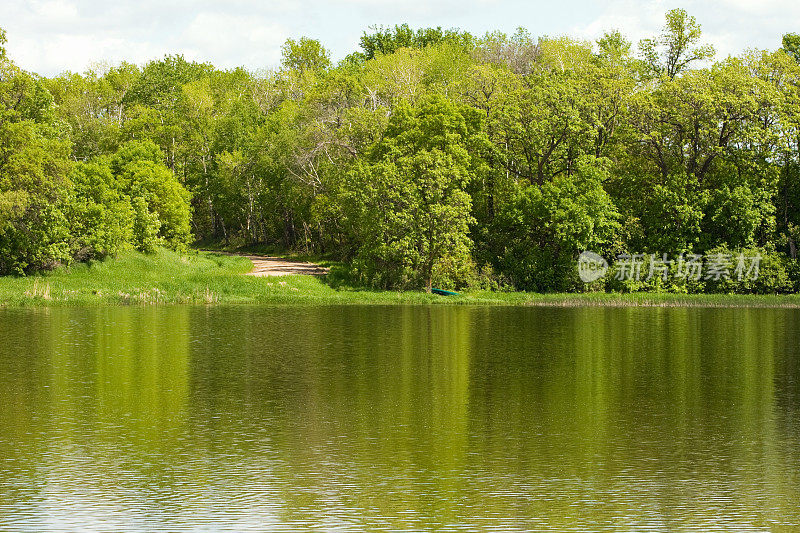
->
[1,306,799,531]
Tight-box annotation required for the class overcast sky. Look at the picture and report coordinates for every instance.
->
[2,0,799,76]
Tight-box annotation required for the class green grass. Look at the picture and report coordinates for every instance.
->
[1,248,799,307]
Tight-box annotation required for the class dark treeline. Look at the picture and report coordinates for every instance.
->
[2,11,800,293]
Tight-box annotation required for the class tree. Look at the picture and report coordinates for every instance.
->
[491,156,620,291]
[45,63,140,161]
[624,60,765,184]
[359,24,473,60]
[68,161,135,258]
[639,8,715,78]
[0,43,74,274]
[455,62,516,223]
[501,66,591,184]
[110,141,192,247]
[3,15,800,296]
[281,37,331,74]
[0,120,73,274]
[345,96,480,290]
[783,33,800,63]
[124,55,211,110]
[474,28,539,75]
[615,171,708,255]
[123,55,212,174]
[597,30,632,62]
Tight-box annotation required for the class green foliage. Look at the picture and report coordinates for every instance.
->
[359,24,473,60]
[131,196,160,252]
[281,37,331,73]
[0,53,74,274]
[615,172,708,254]
[1,17,799,296]
[68,161,134,259]
[124,55,211,109]
[597,31,632,61]
[783,33,800,63]
[111,140,192,247]
[123,159,191,245]
[0,47,191,274]
[45,63,139,160]
[345,96,479,290]
[2,247,800,307]
[703,246,793,294]
[474,28,540,75]
[703,183,775,249]
[639,8,715,78]
[492,156,621,291]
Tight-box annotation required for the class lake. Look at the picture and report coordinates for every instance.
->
[1,306,799,531]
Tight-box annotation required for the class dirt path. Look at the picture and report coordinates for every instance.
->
[242,255,329,277]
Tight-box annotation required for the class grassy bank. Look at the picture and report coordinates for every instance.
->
[1,248,799,308]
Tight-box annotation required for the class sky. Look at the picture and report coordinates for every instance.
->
[1,0,799,76]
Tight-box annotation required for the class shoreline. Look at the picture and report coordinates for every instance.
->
[4,294,800,309]
[1,249,798,309]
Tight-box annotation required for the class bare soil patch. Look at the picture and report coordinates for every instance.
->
[243,255,329,277]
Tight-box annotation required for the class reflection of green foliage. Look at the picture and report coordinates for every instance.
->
[92,308,190,441]
[3,306,799,528]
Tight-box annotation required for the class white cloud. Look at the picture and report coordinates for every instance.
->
[571,0,797,60]
[181,13,288,69]
[1,0,798,75]
[10,33,166,75]
[570,0,665,45]
[31,0,79,21]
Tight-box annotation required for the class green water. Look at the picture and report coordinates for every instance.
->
[1,306,799,531]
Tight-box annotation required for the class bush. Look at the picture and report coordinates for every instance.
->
[603,246,793,295]
[113,141,193,248]
[491,156,621,292]
[68,161,134,259]
[703,246,792,294]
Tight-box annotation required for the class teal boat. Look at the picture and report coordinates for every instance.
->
[431,288,460,296]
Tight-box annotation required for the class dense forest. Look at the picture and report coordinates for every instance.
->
[2,10,800,293]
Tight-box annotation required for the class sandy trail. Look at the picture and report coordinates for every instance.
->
[242,255,329,277]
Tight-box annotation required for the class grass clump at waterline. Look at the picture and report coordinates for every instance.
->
[1,247,800,307]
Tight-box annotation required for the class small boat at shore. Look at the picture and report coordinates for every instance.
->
[431,288,460,296]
